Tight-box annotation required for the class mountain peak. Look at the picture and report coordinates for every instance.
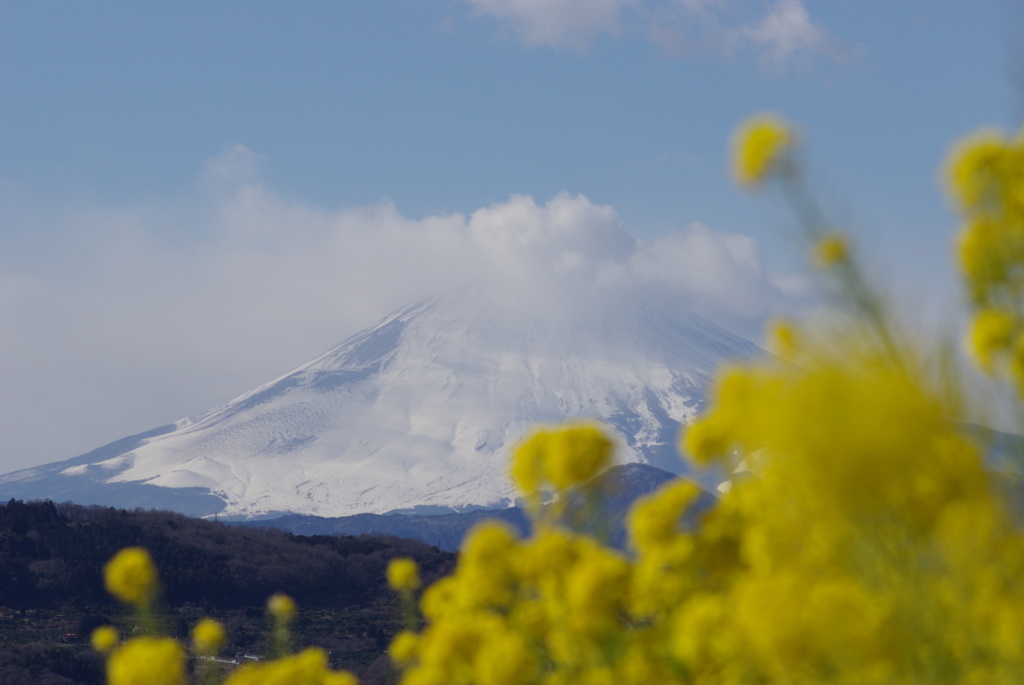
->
[0,285,761,518]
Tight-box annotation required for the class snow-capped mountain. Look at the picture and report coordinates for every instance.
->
[0,284,763,518]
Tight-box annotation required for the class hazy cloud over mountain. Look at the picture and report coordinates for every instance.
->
[0,145,805,472]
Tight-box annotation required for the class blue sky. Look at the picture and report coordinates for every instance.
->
[0,1,1018,471]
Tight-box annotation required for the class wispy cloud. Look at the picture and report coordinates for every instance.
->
[459,0,860,72]
[203,144,266,185]
[735,0,860,73]
[460,0,639,51]
[0,146,805,471]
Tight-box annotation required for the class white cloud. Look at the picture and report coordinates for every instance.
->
[736,0,857,72]
[459,0,859,71]
[203,143,265,185]
[0,155,804,473]
[461,0,637,50]
[628,223,775,315]
[468,192,633,277]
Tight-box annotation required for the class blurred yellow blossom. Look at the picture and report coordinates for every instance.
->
[103,547,157,606]
[813,231,849,269]
[192,617,226,656]
[512,422,613,495]
[946,123,1024,394]
[90,625,119,654]
[267,592,297,622]
[946,128,1014,212]
[543,423,613,491]
[389,630,420,666]
[387,113,1024,685]
[969,308,1015,372]
[387,557,422,592]
[956,217,1006,303]
[107,637,185,685]
[510,428,546,497]
[732,113,794,187]
[628,479,699,554]
[224,648,357,685]
[93,111,1024,685]
[766,319,799,359]
[473,630,538,685]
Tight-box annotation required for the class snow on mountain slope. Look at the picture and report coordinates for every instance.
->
[0,284,763,518]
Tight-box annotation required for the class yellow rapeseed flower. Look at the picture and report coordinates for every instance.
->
[107,637,185,685]
[473,629,538,685]
[398,664,448,685]
[457,521,519,609]
[415,617,492,675]
[387,557,422,592]
[968,308,1015,373]
[766,319,799,359]
[680,411,732,465]
[732,113,794,187]
[419,576,459,621]
[267,592,297,622]
[462,521,518,569]
[388,629,420,666]
[511,428,548,497]
[224,648,357,685]
[516,525,576,582]
[385,116,1024,685]
[628,479,700,554]
[103,547,158,606]
[543,423,613,491]
[945,128,1011,212]
[956,217,1008,303]
[191,617,226,656]
[948,125,1024,393]
[90,625,119,654]
[513,423,614,494]
[512,423,614,494]
[813,232,849,269]
[671,592,727,665]
[564,545,630,623]
[1010,333,1024,396]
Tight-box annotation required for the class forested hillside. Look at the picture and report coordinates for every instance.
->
[0,499,455,684]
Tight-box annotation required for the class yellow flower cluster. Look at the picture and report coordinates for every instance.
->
[224,648,357,685]
[393,346,1024,684]
[192,618,226,656]
[267,592,298,622]
[103,547,158,606]
[677,347,1024,683]
[813,231,849,269]
[107,636,186,685]
[511,422,613,501]
[388,115,1024,685]
[90,625,120,654]
[96,549,359,685]
[946,125,1024,389]
[395,516,636,685]
[388,557,422,592]
[90,113,1024,685]
[731,113,794,187]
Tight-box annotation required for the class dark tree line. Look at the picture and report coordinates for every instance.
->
[0,643,103,685]
[0,498,456,684]
[0,498,454,611]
